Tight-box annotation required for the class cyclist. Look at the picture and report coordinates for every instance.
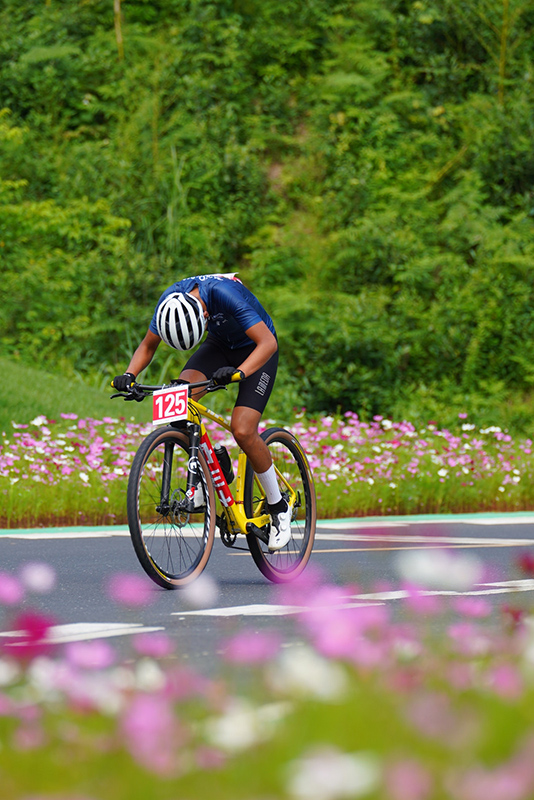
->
[112,273,291,550]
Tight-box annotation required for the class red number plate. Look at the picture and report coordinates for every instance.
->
[152,385,189,425]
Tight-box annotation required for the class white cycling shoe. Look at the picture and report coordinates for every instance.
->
[268,500,292,550]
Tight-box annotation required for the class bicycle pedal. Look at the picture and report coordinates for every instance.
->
[246,522,270,545]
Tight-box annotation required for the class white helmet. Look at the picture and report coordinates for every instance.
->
[156,292,206,350]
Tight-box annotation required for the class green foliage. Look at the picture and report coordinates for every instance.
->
[0,0,533,427]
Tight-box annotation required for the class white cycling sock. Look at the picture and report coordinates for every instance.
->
[256,466,282,506]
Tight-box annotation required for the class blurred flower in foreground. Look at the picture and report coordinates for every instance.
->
[266,645,348,701]
[64,640,116,670]
[205,698,289,753]
[396,548,483,591]
[286,746,381,800]
[517,552,534,576]
[106,572,156,607]
[133,632,174,658]
[3,612,56,660]
[0,572,24,605]
[223,630,282,664]
[20,562,56,594]
[181,572,219,608]
[446,734,534,800]
[120,692,184,775]
[384,758,433,800]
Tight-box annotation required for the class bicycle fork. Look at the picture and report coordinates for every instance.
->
[156,439,175,515]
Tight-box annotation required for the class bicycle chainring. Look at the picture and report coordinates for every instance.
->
[218,514,237,548]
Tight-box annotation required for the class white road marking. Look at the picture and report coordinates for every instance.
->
[316,533,534,545]
[317,516,534,530]
[0,622,164,644]
[173,579,534,617]
[174,601,383,618]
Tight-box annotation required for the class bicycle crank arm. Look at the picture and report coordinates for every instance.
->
[246,522,270,545]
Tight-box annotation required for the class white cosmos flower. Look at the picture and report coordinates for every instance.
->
[287,746,381,800]
[396,548,483,591]
[266,646,348,701]
[181,573,219,608]
[205,699,289,753]
[20,562,56,594]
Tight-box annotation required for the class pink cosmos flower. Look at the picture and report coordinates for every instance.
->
[195,745,227,770]
[133,632,175,658]
[120,692,184,775]
[4,611,56,660]
[0,572,24,605]
[448,761,534,800]
[223,630,282,664]
[447,621,491,657]
[64,640,116,670]
[517,552,534,575]
[402,583,442,616]
[385,759,433,800]
[485,663,524,700]
[452,597,491,618]
[301,587,389,663]
[106,573,156,607]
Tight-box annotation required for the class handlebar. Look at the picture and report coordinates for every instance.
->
[110,374,242,402]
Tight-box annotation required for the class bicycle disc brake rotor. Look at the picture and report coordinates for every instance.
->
[169,488,190,526]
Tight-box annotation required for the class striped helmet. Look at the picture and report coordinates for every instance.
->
[156,292,206,351]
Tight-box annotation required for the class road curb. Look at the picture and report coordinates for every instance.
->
[2,510,534,536]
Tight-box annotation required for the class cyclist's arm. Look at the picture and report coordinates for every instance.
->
[238,321,278,378]
[125,330,161,378]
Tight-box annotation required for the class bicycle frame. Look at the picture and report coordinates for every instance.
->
[175,395,298,541]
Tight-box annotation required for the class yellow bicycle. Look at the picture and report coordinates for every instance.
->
[112,376,316,587]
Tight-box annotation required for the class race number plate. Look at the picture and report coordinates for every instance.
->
[152,385,189,425]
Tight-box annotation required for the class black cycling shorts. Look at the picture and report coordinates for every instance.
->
[182,334,278,414]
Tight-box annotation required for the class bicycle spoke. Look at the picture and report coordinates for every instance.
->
[127,428,215,588]
[245,428,316,583]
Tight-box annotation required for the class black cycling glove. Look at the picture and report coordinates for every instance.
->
[212,367,245,386]
[112,372,136,391]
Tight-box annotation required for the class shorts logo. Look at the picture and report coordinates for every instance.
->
[255,372,270,396]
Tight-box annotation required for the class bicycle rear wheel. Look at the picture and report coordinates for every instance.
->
[127,426,216,588]
[244,427,316,583]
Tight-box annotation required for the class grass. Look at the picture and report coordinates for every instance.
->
[0,357,151,435]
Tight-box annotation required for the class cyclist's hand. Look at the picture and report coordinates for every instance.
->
[112,372,136,392]
[212,367,245,386]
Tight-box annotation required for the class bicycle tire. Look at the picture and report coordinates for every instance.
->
[127,426,216,588]
[244,427,316,583]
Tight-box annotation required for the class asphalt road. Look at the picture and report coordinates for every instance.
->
[1,514,534,670]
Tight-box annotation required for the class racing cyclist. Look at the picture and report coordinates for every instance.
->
[112,273,292,551]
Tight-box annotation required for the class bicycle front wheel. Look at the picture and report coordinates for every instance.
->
[127,426,216,588]
[244,427,316,583]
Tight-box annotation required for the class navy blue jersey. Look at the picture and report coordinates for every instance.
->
[149,274,276,350]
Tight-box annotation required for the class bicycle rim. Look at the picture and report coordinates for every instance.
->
[127,427,215,588]
[245,427,316,583]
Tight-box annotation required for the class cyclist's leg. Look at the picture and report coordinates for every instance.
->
[232,351,291,549]
[231,407,271,472]
[231,348,279,473]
